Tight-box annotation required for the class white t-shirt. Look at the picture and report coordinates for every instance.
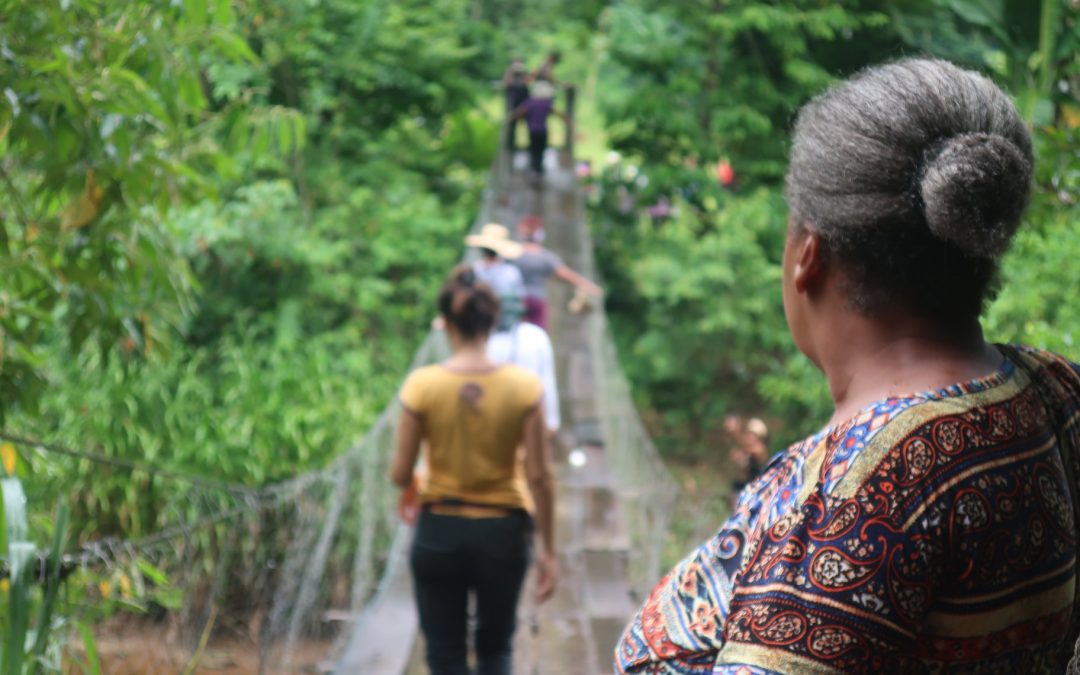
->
[487,322,560,431]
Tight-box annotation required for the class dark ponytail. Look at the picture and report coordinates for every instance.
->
[438,265,500,339]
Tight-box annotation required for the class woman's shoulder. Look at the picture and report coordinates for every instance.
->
[514,322,553,345]
[816,357,1065,505]
[1001,343,1078,365]
[1000,343,1080,392]
[399,364,444,412]
[403,363,441,384]
[491,365,544,408]
[495,363,543,386]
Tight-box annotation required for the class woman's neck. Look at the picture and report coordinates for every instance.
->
[816,314,999,426]
[445,333,493,370]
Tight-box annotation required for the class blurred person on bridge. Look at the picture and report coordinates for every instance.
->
[502,57,529,152]
[724,415,769,511]
[467,223,525,299]
[487,286,560,437]
[391,266,556,675]
[617,58,1080,674]
[512,214,603,331]
[529,51,560,84]
[508,78,566,177]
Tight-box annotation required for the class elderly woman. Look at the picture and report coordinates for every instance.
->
[616,59,1080,674]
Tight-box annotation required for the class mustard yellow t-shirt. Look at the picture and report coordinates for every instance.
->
[398,363,544,512]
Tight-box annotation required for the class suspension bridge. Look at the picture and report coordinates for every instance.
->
[338,110,677,674]
[1,93,678,675]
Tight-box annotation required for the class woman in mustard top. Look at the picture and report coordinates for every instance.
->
[391,266,557,675]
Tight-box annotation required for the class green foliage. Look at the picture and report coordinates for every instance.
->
[597,1,892,182]
[251,0,489,208]
[592,0,1080,456]
[3,0,488,531]
[599,191,785,441]
[890,0,1079,124]
[985,123,1080,353]
[1,475,69,675]
[20,175,464,538]
[0,0,501,656]
[1,460,169,673]
[0,0,302,422]
[586,5,905,441]
[592,182,833,450]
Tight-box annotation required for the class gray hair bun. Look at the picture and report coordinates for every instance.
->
[920,131,1032,258]
[784,58,1035,320]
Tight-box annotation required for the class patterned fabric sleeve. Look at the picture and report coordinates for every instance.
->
[618,347,1080,675]
[615,433,824,675]
[615,539,731,675]
[712,459,950,673]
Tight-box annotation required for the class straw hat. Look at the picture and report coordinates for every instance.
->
[531,80,556,100]
[465,223,523,259]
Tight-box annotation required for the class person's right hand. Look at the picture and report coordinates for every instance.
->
[534,549,558,603]
[398,474,421,525]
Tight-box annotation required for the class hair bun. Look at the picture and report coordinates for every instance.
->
[919,132,1031,258]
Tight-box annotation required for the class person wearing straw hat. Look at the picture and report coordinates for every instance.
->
[509,78,567,176]
[466,223,525,301]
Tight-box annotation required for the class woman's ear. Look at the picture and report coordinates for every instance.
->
[792,228,826,294]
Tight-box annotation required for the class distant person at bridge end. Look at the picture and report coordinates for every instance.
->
[391,266,557,675]
[502,57,529,152]
[529,51,561,85]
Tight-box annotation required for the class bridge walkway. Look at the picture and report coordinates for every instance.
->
[340,145,648,675]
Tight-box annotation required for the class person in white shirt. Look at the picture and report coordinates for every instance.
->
[487,289,560,433]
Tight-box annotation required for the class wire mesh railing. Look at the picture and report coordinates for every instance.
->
[544,147,679,598]
[2,331,450,673]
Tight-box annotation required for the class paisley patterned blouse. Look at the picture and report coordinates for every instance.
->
[616,346,1080,674]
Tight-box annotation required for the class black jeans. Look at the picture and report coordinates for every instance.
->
[410,510,532,675]
[528,129,548,174]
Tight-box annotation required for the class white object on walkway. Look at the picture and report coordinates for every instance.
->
[568,448,587,468]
